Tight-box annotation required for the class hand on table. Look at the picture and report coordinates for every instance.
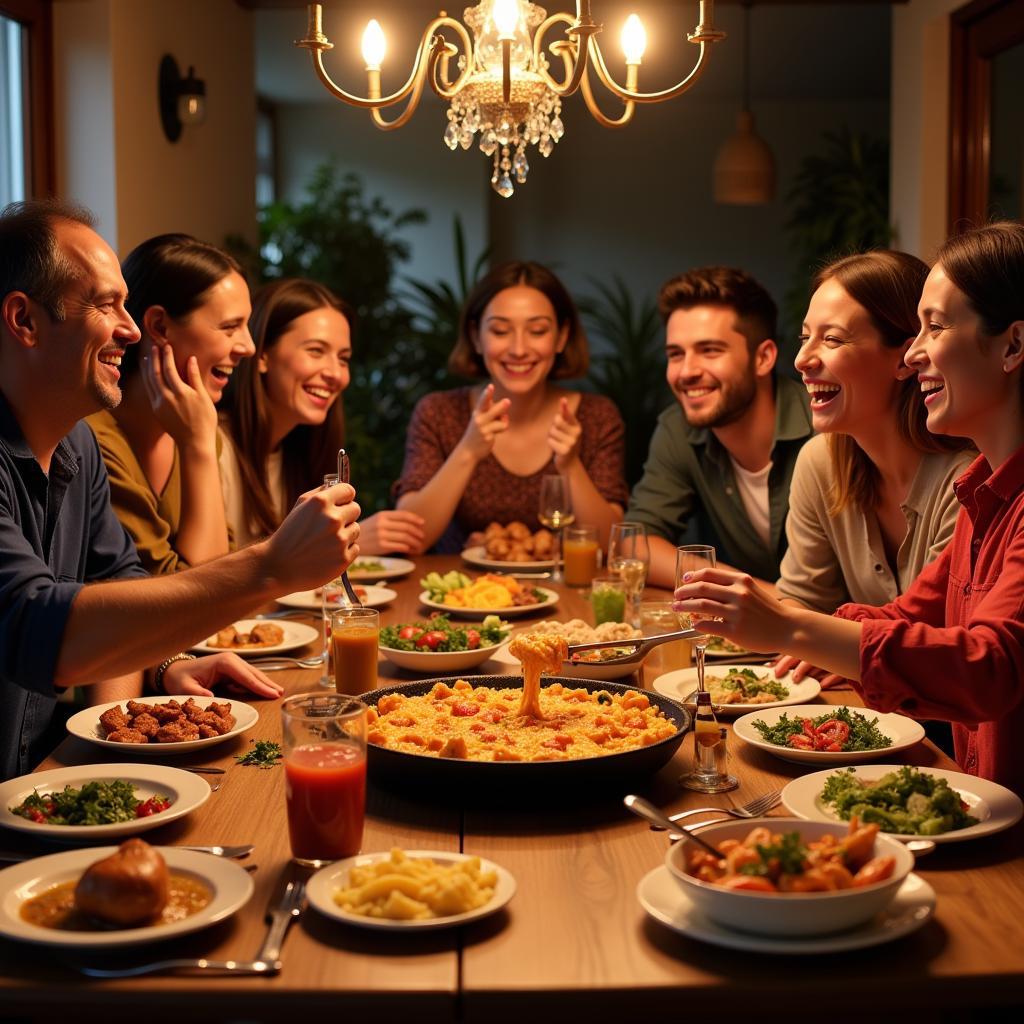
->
[772,654,848,689]
[548,397,582,471]
[460,384,510,462]
[359,510,426,555]
[163,652,284,700]
[142,344,218,454]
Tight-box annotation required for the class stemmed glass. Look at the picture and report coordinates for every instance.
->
[674,544,717,694]
[607,522,650,626]
[538,474,574,584]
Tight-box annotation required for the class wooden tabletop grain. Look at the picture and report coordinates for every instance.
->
[2,555,1022,1022]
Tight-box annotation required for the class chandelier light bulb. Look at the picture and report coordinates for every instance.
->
[492,0,520,41]
[621,14,647,65]
[361,19,386,70]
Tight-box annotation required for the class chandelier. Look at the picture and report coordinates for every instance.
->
[297,1,726,198]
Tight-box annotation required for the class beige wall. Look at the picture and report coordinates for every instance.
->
[53,0,257,256]
[890,0,964,259]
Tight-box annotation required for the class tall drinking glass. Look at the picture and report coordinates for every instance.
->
[332,607,379,696]
[608,522,650,625]
[282,692,367,866]
[538,474,574,583]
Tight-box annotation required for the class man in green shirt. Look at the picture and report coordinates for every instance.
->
[627,267,813,587]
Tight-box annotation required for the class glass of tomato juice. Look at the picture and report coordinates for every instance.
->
[282,692,367,866]
[332,607,379,696]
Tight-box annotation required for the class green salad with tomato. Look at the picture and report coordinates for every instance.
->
[10,780,171,825]
[380,614,509,653]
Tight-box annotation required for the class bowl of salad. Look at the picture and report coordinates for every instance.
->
[379,614,510,673]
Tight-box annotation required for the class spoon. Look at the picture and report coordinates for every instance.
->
[624,795,724,859]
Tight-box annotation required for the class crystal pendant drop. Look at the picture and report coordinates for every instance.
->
[459,127,473,150]
[494,172,514,199]
[550,115,564,142]
[513,148,529,184]
[465,106,481,132]
[479,129,498,156]
[443,121,459,151]
[539,133,554,158]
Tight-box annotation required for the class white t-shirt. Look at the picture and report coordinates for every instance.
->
[729,455,773,549]
[217,427,284,548]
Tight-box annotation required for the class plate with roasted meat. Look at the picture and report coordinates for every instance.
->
[190,619,319,656]
[462,521,556,570]
[66,696,259,754]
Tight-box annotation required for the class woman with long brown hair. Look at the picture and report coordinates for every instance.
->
[219,278,424,552]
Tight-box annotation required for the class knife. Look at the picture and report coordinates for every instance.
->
[253,878,305,970]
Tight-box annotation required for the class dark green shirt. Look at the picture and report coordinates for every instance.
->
[626,376,813,581]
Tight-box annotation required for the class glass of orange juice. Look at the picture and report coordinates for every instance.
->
[331,607,379,696]
[282,692,367,866]
[563,525,600,586]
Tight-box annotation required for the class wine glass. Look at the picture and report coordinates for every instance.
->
[538,474,574,584]
[607,522,650,625]
[674,545,717,695]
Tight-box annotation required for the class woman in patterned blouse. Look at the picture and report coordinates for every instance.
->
[394,262,627,552]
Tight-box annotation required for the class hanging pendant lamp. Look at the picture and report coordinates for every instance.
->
[713,2,775,205]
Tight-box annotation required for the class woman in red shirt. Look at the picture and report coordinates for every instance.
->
[674,222,1024,791]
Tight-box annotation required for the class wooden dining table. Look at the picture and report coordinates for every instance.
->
[1,554,1022,1022]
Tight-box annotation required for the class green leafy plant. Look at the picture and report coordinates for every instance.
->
[784,127,893,345]
[579,277,669,486]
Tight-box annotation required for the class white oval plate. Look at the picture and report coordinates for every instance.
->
[190,619,319,657]
[702,638,777,660]
[461,545,554,571]
[732,705,926,765]
[348,557,416,582]
[306,849,515,931]
[276,585,397,611]
[781,764,1024,843]
[652,664,822,715]
[0,765,210,841]
[419,587,558,620]
[380,641,508,674]
[0,846,254,947]
[637,865,934,953]
[488,640,638,681]
[66,696,259,755]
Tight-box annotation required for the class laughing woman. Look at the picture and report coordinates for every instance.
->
[218,278,425,552]
[394,261,628,551]
[674,222,1024,792]
[88,234,253,574]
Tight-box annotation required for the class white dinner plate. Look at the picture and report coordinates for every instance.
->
[347,557,416,582]
[380,641,508,673]
[732,705,926,766]
[419,587,559,619]
[781,764,1024,843]
[0,846,254,947]
[66,696,259,755]
[306,849,516,931]
[488,639,639,681]
[702,638,776,660]
[637,865,934,953]
[190,619,319,656]
[652,664,822,716]
[0,764,210,841]
[461,545,554,571]
[275,584,398,611]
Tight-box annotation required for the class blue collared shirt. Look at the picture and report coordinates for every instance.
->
[0,390,146,780]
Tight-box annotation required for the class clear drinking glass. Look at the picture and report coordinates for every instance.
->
[608,522,650,625]
[674,545,717,695]
[538,474,574,583]
[331,607,379,696]
[563,524,600,587]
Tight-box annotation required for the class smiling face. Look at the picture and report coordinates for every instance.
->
[259,305,351,434]
[159,270,254,401]
[472,285,568,393]
[665,305,767,428]
[795,278,909,436]
[43,220,141,416]
[905,263,1012,441]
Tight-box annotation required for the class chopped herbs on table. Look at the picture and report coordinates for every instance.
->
[10,780,170,825]
[235,740,283,768]
[751,707,893,752]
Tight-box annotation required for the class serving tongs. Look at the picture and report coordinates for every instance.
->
[565,627,704,667]
[334,448,362,608]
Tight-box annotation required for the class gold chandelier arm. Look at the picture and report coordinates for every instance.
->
[578,63,636,128]
[531,12,599,97]
[586,34,714,104]
[428,19,475,100]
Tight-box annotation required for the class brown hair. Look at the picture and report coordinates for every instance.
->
[120,233,245,377]
[221,278,354,539]
[813,251,970,515]
[0,198,96,321]
[657,265,777,351]
[935,221,1024,337]
[448,261,588,379]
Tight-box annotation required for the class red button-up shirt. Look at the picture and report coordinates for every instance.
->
[835,446,1024,796]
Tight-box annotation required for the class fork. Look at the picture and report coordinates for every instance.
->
[248,654,324,670]
[648,789,782,833]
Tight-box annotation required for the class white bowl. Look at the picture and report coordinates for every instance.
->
[664,817,914,937]
[380,642,505,673]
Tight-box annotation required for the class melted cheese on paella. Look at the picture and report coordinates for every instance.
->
[366,678,677,762]
[508,632,567,719]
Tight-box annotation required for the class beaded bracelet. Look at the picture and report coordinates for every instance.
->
[153,652,197,694]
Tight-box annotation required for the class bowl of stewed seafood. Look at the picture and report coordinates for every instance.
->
[664,817,915,937]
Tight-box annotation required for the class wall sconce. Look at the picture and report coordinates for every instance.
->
[159,55,206,142]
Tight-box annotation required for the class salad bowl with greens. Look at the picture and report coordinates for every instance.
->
[379,614,510,673]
